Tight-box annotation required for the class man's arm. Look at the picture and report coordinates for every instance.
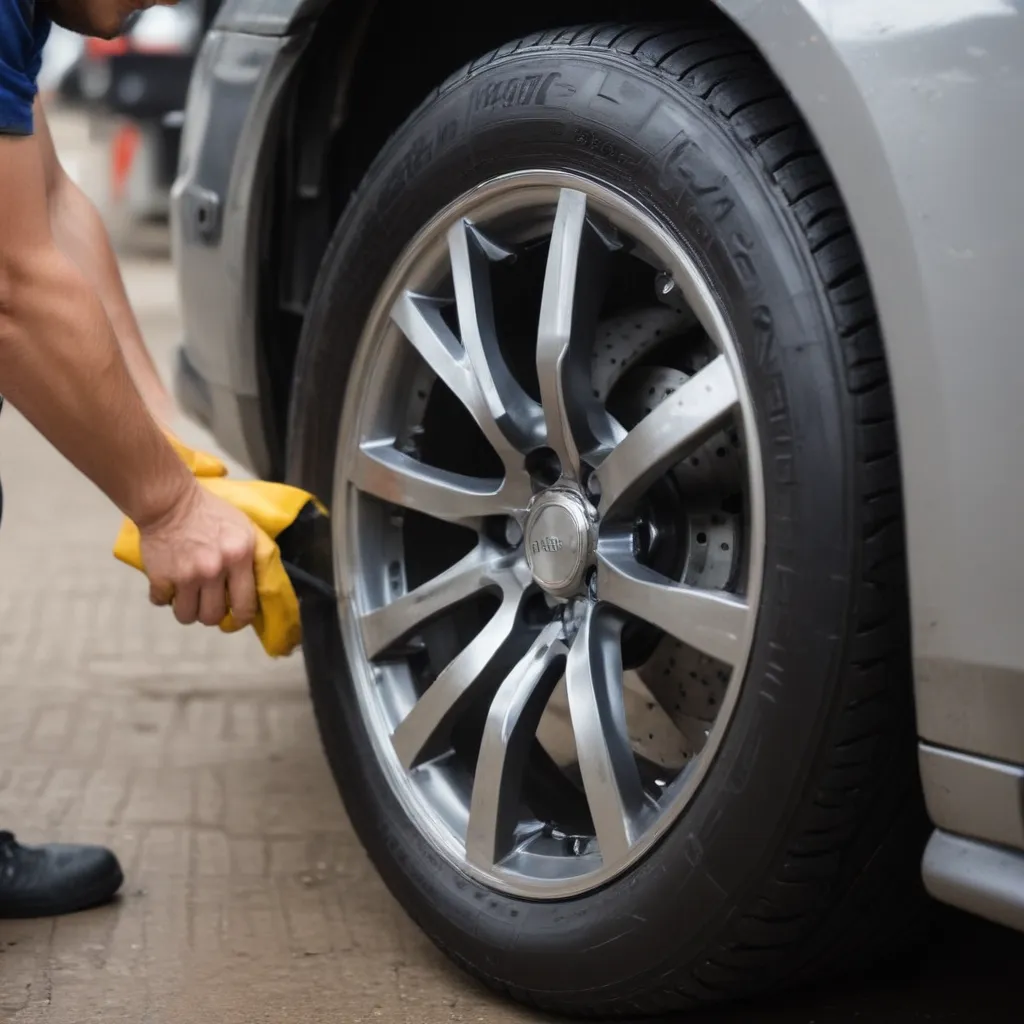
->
[0,131,188,523]
[34,98,173,423]
[0,130,257,628]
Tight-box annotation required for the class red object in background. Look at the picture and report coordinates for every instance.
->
[84,30,188,58]
[110,123,140,202]
[84,37,130,58]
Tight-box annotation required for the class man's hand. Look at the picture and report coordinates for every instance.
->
[141,485,259,627]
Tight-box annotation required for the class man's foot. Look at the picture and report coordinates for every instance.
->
[0,831,123,919]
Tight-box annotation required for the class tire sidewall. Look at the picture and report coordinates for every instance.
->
[289,50,854,997]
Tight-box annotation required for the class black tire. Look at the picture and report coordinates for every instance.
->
[287,21,928,1017]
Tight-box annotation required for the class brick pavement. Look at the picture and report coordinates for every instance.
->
[0,152,531,1020]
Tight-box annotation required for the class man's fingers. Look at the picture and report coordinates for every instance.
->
[172,582,200,625]
[198,579,228,627]
[226,558,259,628]
[139,493,259,632]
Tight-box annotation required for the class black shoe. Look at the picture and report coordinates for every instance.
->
[0,831,124,919]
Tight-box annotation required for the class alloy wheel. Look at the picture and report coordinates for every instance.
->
[333,171,765,898]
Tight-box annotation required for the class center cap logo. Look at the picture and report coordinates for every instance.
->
[523,491,593,597]
[531,536,563,555]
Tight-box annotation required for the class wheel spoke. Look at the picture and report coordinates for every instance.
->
[391,590,527,769]
[360,545,519,659]
[353,441,522,522]
[565,605,648,864]
[391,291,523,466]
[448,219,544,451]
[598,546,751,666]
[536,189,620,475]
[466,621,568,868]
[595,355,739,516]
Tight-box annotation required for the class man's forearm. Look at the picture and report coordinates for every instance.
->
[48,177,173,423]
[33,99,173,424]
[0,240,195,527]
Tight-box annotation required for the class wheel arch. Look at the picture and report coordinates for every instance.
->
[258,0,739,459]
[263,0,924,478]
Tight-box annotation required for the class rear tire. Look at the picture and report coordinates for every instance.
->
[288,21,928,1017]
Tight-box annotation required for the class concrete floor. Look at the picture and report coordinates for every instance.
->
[1,109,1022,1024]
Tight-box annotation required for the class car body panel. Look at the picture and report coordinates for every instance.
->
[713,0,1024,751]
[924,831,1024,934]
[171,27,309,472]
[170,0,1024,929]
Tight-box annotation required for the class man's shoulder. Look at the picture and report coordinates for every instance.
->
[0,0,50,136]
[0,0,51,67]
[0,0,33,37]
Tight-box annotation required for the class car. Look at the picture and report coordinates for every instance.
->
[170,1,1024,1015]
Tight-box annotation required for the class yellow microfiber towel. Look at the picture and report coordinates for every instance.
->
[164,434,228,478]
[113,437,327,658]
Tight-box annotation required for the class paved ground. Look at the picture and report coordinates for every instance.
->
[2,108,1022,1024]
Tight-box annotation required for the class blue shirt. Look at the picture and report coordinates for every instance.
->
[0,0,51,135]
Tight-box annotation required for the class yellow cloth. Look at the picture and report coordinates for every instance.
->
[113,437,321,658]
[164,433,228,477]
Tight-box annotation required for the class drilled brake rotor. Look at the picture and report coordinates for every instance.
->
[536,306,744,774]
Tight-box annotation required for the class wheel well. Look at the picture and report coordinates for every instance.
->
[259,0,738,470]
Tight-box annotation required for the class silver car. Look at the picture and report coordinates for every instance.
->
[170,0,1024,1014]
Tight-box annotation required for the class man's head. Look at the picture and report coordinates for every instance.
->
[42,0,177,40]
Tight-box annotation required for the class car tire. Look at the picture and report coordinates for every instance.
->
[287,21,928,1017]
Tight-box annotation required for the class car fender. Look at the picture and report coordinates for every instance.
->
[714,0,1024,765]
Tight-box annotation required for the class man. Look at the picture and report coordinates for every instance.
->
[1,0,259,917]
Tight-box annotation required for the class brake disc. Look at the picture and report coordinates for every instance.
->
[610,363,742,771]
[538,307,744,774]
[591,305,694,403]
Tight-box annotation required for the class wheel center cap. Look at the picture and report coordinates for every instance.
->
[524,490,594,598]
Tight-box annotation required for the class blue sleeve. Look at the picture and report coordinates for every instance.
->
[0,0,46,136]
